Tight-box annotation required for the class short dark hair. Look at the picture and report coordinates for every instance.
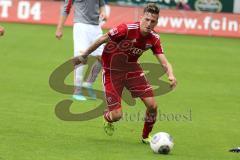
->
[144,3,160,15]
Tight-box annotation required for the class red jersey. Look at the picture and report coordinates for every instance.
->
[102,22,164,71]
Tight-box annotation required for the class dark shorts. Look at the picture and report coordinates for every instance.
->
[102,69,154,111]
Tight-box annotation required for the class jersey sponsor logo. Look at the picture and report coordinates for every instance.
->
[118,40,144,55]
[119,40,133,51]
[129,47,144,55]
[105,39,144,55]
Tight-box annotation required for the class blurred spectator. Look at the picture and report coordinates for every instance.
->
[55,0,107,100]
[176,0,191,10]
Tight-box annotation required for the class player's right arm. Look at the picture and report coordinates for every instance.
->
[155,54,177,89]
[55,0,74,40]
[72,33,110,65]
[151,35,177,89]
[72,23,127,65]
[0,25,5,36]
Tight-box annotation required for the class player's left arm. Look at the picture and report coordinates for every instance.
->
[72,33,109,65]
[155,54,177,89]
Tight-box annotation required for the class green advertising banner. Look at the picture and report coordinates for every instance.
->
[108,0,234,13]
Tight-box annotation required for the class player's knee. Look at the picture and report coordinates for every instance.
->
[111,109,122,122]
[148,102,158,112]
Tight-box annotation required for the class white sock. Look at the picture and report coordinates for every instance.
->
[74,64,85,93]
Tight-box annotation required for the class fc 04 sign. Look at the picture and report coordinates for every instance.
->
[0,0,41,20]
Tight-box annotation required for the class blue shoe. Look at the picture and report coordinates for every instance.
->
[72,94,87,101]
[82,82,96,100]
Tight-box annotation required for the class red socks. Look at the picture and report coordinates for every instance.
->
[142,109,157,139]
[104,110,112,123]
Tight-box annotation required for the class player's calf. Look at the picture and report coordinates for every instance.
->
[141,97,158,140]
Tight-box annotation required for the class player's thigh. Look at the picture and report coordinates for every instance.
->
[73,23,91,56]
[125,72,154,98]
[103,71,125,111]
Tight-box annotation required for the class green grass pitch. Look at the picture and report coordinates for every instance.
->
[0,23,239,160]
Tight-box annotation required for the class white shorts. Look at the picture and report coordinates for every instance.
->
[73,23,104,57]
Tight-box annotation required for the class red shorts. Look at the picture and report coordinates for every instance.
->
[102,69,154,111]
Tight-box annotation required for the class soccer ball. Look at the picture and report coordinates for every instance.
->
[150,132,174,154]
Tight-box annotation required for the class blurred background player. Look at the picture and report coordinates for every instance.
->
[72,3,177,143]
[55,0,107,100]
[0,25,5,36]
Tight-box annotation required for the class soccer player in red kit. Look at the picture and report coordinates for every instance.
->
[72,3,177,143]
